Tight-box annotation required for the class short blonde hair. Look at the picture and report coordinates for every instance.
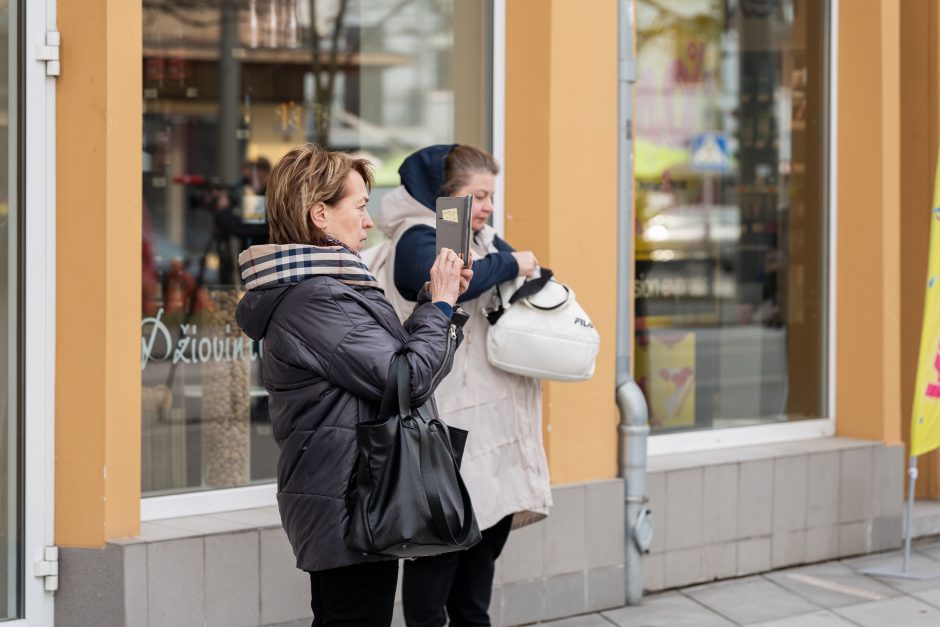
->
[266,144,374,246]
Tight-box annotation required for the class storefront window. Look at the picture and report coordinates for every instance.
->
[635,0,829,434]
[141,0,492,495]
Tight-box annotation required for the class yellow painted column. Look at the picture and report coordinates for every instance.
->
[836,0,903,445]
[505,0,619,484]
[56,0,142,545]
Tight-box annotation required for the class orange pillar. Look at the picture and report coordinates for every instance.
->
[505,0,620,483]
[836,0,903,445]
[56,0,142,545]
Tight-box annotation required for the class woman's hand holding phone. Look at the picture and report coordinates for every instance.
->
[429,247,464,306]
[457,252,474,296]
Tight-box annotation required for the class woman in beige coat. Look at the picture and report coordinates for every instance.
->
[366,144,552,626]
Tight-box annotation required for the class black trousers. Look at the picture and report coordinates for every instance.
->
[401,515,514,627]
[309,559,399,627]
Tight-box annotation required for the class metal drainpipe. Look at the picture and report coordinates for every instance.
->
[616,0,652,606]
[617,381,653,605]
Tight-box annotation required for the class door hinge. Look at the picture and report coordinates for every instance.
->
[36,31,60,77]
[34,546,58,592]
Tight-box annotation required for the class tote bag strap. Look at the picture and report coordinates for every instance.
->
[417,416,477,546]
[392,357,475,546]
[378,353,414,417]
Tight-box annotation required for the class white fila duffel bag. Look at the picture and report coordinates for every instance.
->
[484,268,600,382]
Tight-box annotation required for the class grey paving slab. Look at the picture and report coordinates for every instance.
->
[539,614,616,626]
[834,595,940,626]
[912,586,940,609]
[764,562,899,609]
[601,592,735,627]
[683,576,821,625]
[747,609,857,627]
[843,551,940,593]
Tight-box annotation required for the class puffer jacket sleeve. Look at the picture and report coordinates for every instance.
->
[309,283,458,406]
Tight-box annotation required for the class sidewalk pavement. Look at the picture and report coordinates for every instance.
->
[539,538,940,627]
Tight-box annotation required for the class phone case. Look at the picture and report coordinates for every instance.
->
[435,195,473,268]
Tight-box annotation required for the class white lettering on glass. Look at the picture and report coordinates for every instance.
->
[140,308,262,370]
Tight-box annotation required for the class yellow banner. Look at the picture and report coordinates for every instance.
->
[910,153,940,457]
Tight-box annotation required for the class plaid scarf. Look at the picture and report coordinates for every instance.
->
[238,243,378,291]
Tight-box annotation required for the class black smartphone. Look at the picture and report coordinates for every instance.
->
[435,195,472,269]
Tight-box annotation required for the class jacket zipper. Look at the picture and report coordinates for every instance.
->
[428,323,457,393]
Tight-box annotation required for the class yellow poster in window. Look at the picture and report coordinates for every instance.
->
[636,332,696,429]
[910,152,940,457]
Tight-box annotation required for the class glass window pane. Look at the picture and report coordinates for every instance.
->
[140,0,492,495]
[634,0,829,434]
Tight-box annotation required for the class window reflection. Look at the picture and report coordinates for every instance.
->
[141,0,492,494]
[635,0,829,433]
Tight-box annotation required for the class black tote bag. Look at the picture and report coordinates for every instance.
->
[346,354,481,558]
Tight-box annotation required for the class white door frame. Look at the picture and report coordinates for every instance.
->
[19,0,56,623]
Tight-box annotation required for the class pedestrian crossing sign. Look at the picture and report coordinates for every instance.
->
[689,133,732,174]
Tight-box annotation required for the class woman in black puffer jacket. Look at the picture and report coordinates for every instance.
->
[236,144,473,627]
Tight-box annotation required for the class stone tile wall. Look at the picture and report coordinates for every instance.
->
[54,438,903,627]
[644,439,905,592]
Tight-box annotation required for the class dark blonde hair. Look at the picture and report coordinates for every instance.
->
[441,145,499,196]
[266,144,374,245]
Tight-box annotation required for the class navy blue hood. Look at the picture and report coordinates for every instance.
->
[398,144,456,210]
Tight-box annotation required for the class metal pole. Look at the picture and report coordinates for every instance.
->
[903,456,918,573]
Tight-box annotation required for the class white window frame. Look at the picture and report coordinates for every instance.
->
[142,0,508,523]
[649,0,839,457]
[18,0,57,623]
